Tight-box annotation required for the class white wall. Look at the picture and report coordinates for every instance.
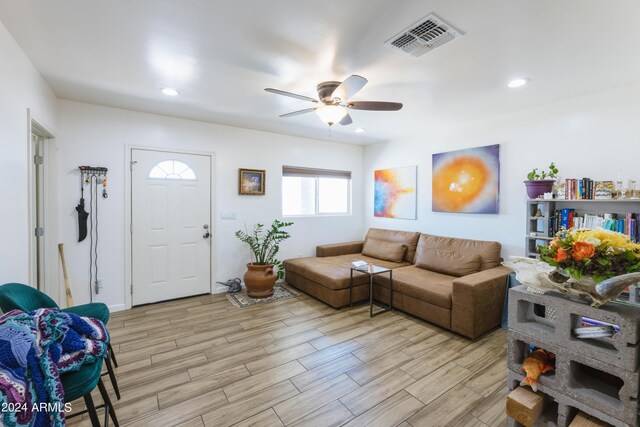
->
[364,83,640,257]
[57,100,363,310]
[0,22,57,285]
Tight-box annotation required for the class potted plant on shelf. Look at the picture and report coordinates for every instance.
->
[235,220,293,298]
[524,162,559,199]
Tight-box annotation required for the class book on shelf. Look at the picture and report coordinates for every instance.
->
[560,208,574,229]
[545,209,640,243]
[559,178,617,200]
[595,181,614,199]
[577,180,582,200]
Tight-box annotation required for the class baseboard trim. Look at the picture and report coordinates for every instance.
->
[108,303,126,313]
[213,285,228,294]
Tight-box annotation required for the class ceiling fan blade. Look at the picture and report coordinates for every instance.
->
[346,101,403,111]
[331,75,368,100]
[279,108,317,118]
[265,88,318,103]
[339,114,353,126]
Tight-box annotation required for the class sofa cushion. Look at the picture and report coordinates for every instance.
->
[414,234,501,271]
[364,228,421,264]
[316,241,363,257]
[415,248,481,277]
[361,239,407,263]
[374,266,454,309]
[283,254,409,291]
[287,270,371,308]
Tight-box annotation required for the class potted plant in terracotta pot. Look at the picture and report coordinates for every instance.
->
[524,162,559,199]
[235,220,293,298]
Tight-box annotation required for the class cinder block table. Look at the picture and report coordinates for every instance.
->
[506,285,640,427]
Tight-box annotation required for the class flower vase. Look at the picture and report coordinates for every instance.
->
[243,263,276,298]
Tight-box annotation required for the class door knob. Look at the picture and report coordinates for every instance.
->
[203,224,210,239]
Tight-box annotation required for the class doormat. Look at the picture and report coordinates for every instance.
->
[226,284,299,308]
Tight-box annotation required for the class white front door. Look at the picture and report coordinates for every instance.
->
[131,149,212,305]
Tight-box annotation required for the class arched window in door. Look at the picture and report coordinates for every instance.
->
[149,160,196,180]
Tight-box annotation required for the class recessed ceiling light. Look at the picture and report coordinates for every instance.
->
[161,87,179,96]
[355,128,366,133]
[507,78,530,88]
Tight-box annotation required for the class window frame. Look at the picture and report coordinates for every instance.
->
[282,166,352,218]
[148,160,197,181]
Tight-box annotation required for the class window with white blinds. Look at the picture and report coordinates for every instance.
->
[282,166,351,216]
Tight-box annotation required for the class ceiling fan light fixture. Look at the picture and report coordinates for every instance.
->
[316,105,347,126]
[265,75,400,125]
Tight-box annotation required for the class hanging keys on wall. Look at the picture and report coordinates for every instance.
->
[77,165,109,301]
[102,175,108,198]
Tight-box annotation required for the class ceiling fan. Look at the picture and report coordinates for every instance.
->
[265,75,403,126]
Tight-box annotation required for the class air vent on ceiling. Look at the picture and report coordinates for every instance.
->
[385,13,463,57]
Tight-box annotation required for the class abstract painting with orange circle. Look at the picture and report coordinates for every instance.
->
[432,144,500,213]
[374,166,417,219]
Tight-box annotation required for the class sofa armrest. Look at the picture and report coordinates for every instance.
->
[451,266,511,339]
[316,241,364,257]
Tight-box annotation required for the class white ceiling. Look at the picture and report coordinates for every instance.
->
[1,0,639,145]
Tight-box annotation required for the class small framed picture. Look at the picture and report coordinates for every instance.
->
[238,168,265,195]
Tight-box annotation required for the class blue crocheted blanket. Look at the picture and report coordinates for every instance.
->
[0,308,109,427]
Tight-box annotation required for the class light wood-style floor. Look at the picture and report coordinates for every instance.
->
[67,291,508,427]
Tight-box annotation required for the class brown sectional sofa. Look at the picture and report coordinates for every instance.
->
[283,228,511,339]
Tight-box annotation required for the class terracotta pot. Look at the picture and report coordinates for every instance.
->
[524,179,555,199]
[243,263,276,298]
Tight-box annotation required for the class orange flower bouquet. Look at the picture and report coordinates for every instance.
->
[539,229,640,283]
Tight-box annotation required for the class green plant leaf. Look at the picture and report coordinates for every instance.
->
[527,163,560,180]
[236,219,293,266]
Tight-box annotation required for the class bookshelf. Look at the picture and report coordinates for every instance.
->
[525,198,640,258]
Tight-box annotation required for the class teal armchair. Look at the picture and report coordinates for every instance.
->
[0,283,120,399]
[62,360,119,427]
[0,282,110,324]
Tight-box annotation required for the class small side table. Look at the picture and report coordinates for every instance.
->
[349,265,393,317]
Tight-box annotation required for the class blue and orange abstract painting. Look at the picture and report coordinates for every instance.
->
[432,144,500,213]
[374,166,417,219]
